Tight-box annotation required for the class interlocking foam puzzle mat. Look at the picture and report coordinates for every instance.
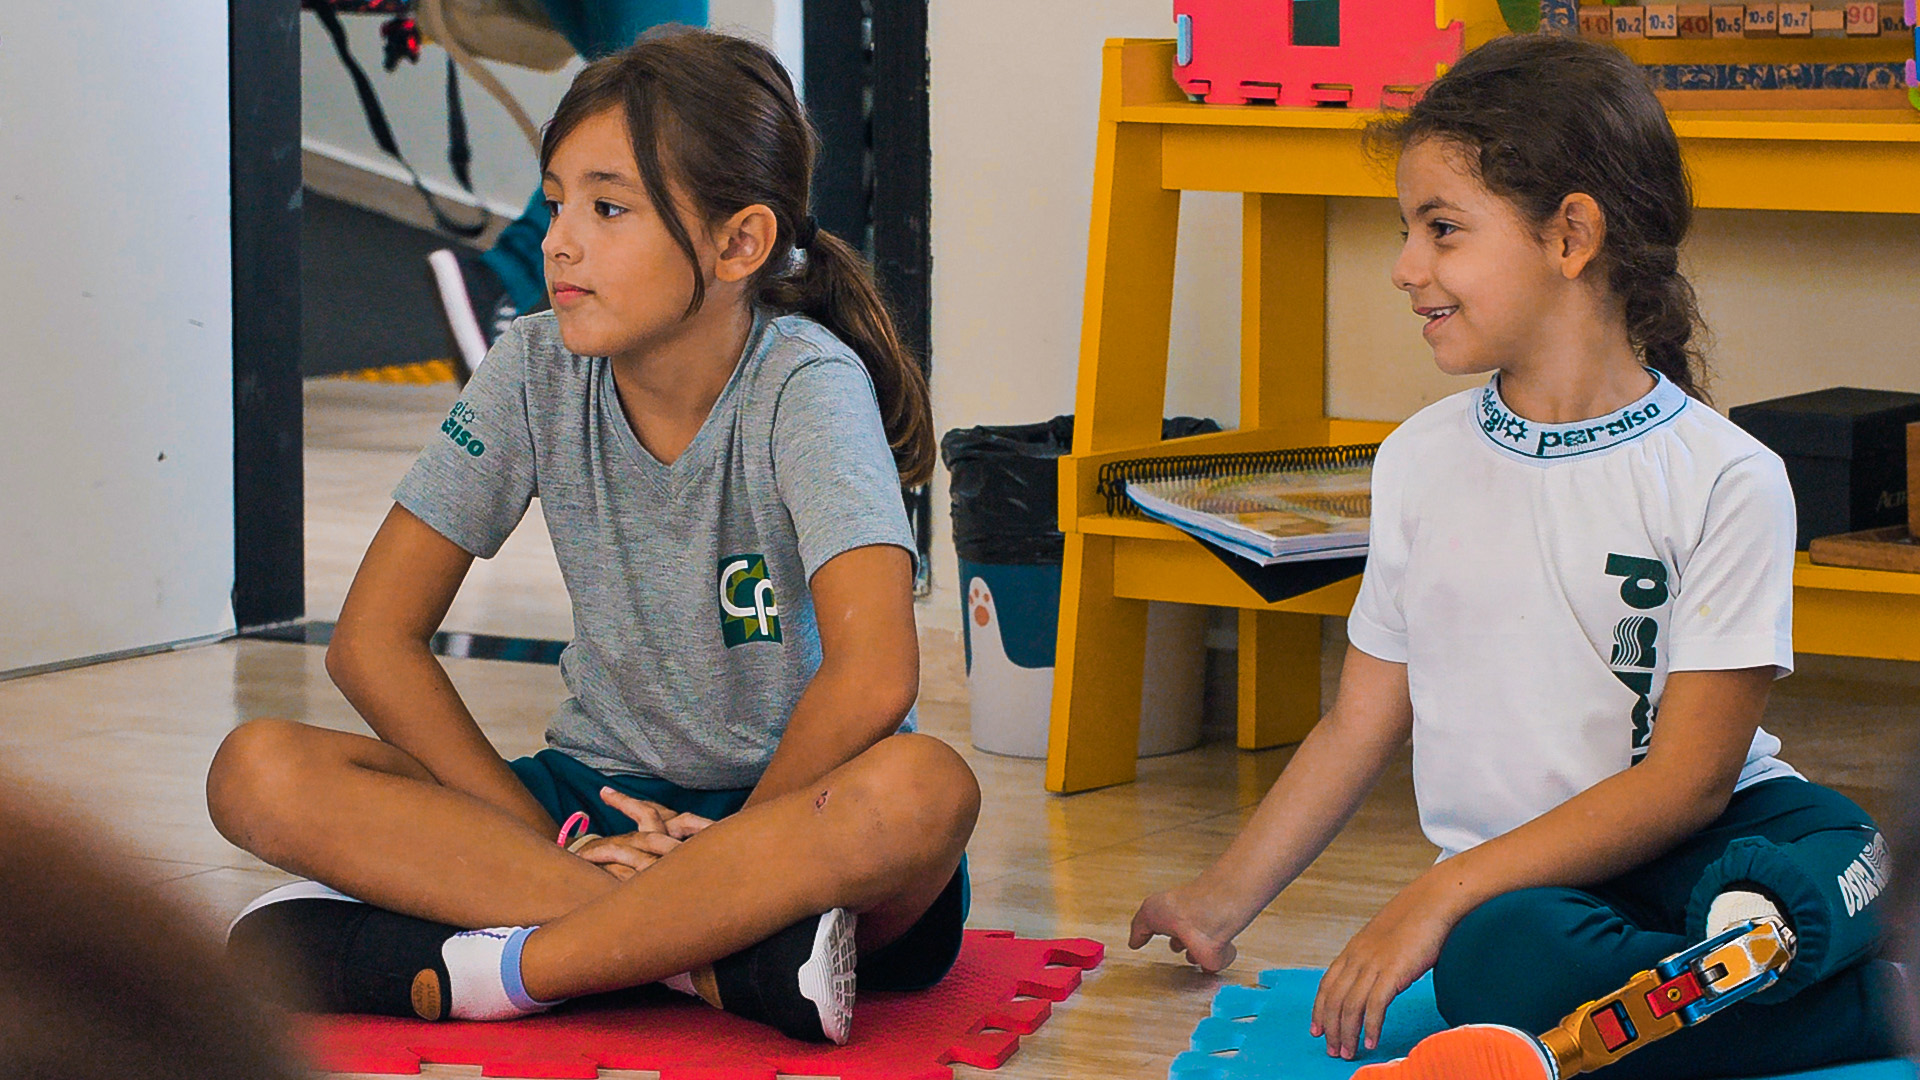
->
[303,929,1102,1080]
[1170,969,1917,1080]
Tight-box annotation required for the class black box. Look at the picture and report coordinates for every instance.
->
[1729,388,1920,550]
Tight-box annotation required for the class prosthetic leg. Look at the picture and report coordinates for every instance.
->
[1353,918,1796,1079]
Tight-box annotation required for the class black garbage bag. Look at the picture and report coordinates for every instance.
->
[940,415,1221,565]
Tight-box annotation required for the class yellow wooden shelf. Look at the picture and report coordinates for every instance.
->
[1044,37,1920,794]
[1794,553,1920,595]
[1614,35,1913,65]
[1119,99,1920,141]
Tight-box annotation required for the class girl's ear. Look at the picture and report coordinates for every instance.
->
[1550,193,1606,281]
[713,204,778,284]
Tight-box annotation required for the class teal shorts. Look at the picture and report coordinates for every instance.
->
[509,748,969,991]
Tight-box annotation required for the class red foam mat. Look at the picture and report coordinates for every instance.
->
[302,929,1103,1080]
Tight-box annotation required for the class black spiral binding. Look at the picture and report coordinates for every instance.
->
[1097,443,1380,516]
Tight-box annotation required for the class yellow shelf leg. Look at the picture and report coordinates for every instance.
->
[1048,533,1150,793]
[1237,609,1322,750]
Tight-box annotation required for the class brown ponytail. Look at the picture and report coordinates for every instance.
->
[1369,34,1711,401]
[540,26,935,485]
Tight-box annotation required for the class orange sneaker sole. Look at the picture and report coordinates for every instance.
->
[1351,1025,1559,1080]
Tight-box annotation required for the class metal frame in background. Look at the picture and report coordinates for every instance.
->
[230,0,307,630]
[804,0,935,590]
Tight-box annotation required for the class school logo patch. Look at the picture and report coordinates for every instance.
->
[440,401,486,457]
[719,555,782,647]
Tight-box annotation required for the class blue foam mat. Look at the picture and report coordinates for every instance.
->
[1171,968,1917,1080]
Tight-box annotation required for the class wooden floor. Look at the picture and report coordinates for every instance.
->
[3,381,1916,1079]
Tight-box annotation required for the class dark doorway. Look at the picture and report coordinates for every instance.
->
[804,0,935,590]
[231,0,306,631]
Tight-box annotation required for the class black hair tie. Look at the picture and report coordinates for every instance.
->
[795,214,819,250]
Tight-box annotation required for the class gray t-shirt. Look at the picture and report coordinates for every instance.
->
[393,309,915,789]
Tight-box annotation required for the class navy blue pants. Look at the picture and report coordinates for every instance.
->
[1433,778,1901,1078]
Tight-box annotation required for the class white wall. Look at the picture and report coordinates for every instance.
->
[0,6,236,674]
[927,4,1920,624]
[300,2,803,220]
[928,2,1246,623]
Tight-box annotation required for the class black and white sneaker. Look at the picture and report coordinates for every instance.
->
[711,908,857,1045]
[226,880,459,1020]
[427,247,519,384]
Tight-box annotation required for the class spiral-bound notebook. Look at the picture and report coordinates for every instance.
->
[1100,444,1378,567]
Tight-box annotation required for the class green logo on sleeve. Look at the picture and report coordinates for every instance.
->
[441,402,486,457]
[719,555,782,646]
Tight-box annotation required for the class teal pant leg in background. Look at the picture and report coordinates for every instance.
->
[1431,779,1902,1079]
[479,0,709,313]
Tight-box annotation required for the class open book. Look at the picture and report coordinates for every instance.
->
[1103,445,1376,566]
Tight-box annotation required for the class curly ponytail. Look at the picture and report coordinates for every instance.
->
[1370,34,1712,402]
[541,26,935,484]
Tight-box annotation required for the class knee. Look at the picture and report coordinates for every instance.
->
[206,718,314,849]
[842,734,981,854]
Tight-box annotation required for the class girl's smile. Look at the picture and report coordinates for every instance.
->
[1415,304,1458,341]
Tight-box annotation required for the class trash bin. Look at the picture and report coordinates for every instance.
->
[941,416,1219,759]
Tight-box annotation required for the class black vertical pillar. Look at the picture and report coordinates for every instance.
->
[805,0,935,584]
[230,0,306,629]
[869,0,934,572]
[868,0,931,368]
[803,0,872,246]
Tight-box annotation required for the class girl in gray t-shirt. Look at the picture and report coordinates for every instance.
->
[211,27,976,1047]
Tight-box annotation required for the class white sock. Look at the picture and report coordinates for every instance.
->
[442,926,563,1021]
[1708,889,1796,953]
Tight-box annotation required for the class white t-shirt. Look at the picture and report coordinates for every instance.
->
[1348,369,1802,860]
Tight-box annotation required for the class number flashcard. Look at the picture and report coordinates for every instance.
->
[1777,1,1813,31]
[1645,4,1681,34]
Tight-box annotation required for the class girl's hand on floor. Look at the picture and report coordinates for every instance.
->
[1129,884,1240,973]
[1310,882,1455,1060]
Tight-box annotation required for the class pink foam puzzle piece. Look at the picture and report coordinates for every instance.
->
[1174,0,1466,108]
[303,930,1105,1080]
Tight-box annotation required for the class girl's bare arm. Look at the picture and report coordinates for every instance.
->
[744,543,920,807]
[325,503,557,836]
[1132,646,1416,970]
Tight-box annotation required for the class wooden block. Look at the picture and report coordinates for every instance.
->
[1646,3,1681,33]
[1908,421,1918,537]
[1778,1,1813,32]
[1809,525,1920,573]
[1615,5,1649,34]
[1880,6,1907,31]
[1679,3,1716,33]
[1810,6,1846,32]
[1580,5,1616,34]
[1845,1,1879,32]
[1745,2,1780,31]
[1712,4,1747,33]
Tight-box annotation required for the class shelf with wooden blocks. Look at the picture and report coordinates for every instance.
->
[1046,36,1920,795]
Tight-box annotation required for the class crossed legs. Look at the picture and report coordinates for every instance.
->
[206,720,979,1001]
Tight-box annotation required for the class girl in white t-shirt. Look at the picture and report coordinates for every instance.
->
[1132,35,1898,1079]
